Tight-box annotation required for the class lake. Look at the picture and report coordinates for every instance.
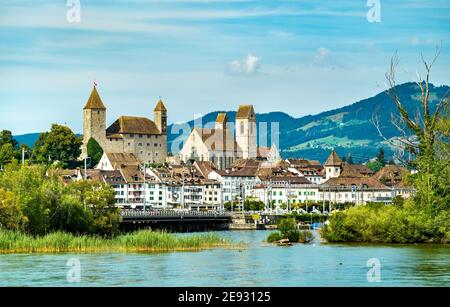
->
[0,230,448,286]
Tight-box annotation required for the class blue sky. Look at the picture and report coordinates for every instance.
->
[0,0,449,134]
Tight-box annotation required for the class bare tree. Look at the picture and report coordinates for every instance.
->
[371,46,449,170]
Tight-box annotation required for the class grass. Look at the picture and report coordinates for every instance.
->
[0,230,241,254]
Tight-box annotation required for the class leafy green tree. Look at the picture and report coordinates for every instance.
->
[87,138,103,167]
[386,51,449,209]
[376,148,386,166]
[0,143,15,166]
[366,160,383,173]
[0,188,27,230]
[0,130,17,148]
[33,124,82,167]
[66,180,122,235]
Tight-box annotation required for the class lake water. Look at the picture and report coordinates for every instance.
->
[0,231,449,287]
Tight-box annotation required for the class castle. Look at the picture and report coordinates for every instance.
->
[81,86,167,164]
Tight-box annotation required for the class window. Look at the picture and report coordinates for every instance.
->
[139,134,143,138]
[130,134,134,137]
[240,122,244,134]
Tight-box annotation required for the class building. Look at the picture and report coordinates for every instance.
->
[81,85,167,164]
[179,105,280,169]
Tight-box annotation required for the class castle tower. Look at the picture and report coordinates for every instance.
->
[154,98,167,134]
[235,105,257,159]
[81,86,107,159]
[324,150,342,180]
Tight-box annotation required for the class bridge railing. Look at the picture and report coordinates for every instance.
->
[121,209,231,219]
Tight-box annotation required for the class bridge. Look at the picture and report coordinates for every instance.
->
[120,210,232,232]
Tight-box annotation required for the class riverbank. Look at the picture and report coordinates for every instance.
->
[0,230,240,254]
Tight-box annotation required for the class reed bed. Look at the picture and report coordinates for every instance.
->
[0,230,241,254]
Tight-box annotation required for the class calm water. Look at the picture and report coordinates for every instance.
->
[0,231,449,287]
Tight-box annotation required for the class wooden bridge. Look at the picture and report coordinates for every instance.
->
[120,210,232,232]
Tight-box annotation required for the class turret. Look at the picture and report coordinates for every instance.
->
[154,98,167,135]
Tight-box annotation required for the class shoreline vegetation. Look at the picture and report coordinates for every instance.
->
[0,230,241,254]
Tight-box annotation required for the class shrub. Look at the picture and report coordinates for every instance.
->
[267,232,283,243]
[321,200,450,243]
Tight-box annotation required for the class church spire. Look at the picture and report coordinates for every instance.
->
[83,85,106,110]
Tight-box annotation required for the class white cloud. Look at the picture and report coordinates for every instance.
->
[228,53,261,75]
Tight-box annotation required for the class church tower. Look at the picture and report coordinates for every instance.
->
[324,150,342,180]
[154,98,167,134]
[235,105,257,159]
[81,86,107,159]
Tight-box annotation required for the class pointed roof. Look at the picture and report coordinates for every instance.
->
[216,113,228,123]
[236,105,255,119]
[324,150,342,167]
[154,99,167,112]
[84,86,106,110]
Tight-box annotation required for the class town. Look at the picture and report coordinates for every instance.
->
[55,85,415,214]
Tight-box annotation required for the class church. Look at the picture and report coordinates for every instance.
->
[81,86,167,164]
[179,105,280,169]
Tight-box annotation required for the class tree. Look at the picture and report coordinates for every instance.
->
[87,138,103,167]
[0,143,15,165]
[33,124,82,167]
[66,180,122,235]
[382,47,449,211]
[0,130,17,149]
[367,160,383,173]
[0,188,27,230]
[376,148,386,166]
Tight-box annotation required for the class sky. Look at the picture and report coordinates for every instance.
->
[0,0,449,135]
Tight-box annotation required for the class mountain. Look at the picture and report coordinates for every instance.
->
[13,82,449,163]
[13,133,42,148]
[166,82,448,163]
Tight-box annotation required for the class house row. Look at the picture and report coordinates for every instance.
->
[58,150,414,210]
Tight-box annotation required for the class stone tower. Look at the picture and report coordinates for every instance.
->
[154,98,167,134]
[324,150,342,180]
[235,105,257,159]
[81,86,107,159]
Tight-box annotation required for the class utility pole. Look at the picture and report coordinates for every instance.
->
[84,157,90,180]
[22,147,25,165]
[143,163,147,212]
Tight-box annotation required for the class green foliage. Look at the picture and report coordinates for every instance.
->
[87,138,103,167]
[321,200,450,243]
[0,143,15,165]
[267,232,283,243]
[0,230,235,253]
[33,124,82,167]
[287,213,328,223]
[0,130,17,149]
[366,160,383,173]
[243,199,265,211]
[376,148,386,166]
[298,230,314,243]
[0,188,27,230]
[0,164,122,235]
